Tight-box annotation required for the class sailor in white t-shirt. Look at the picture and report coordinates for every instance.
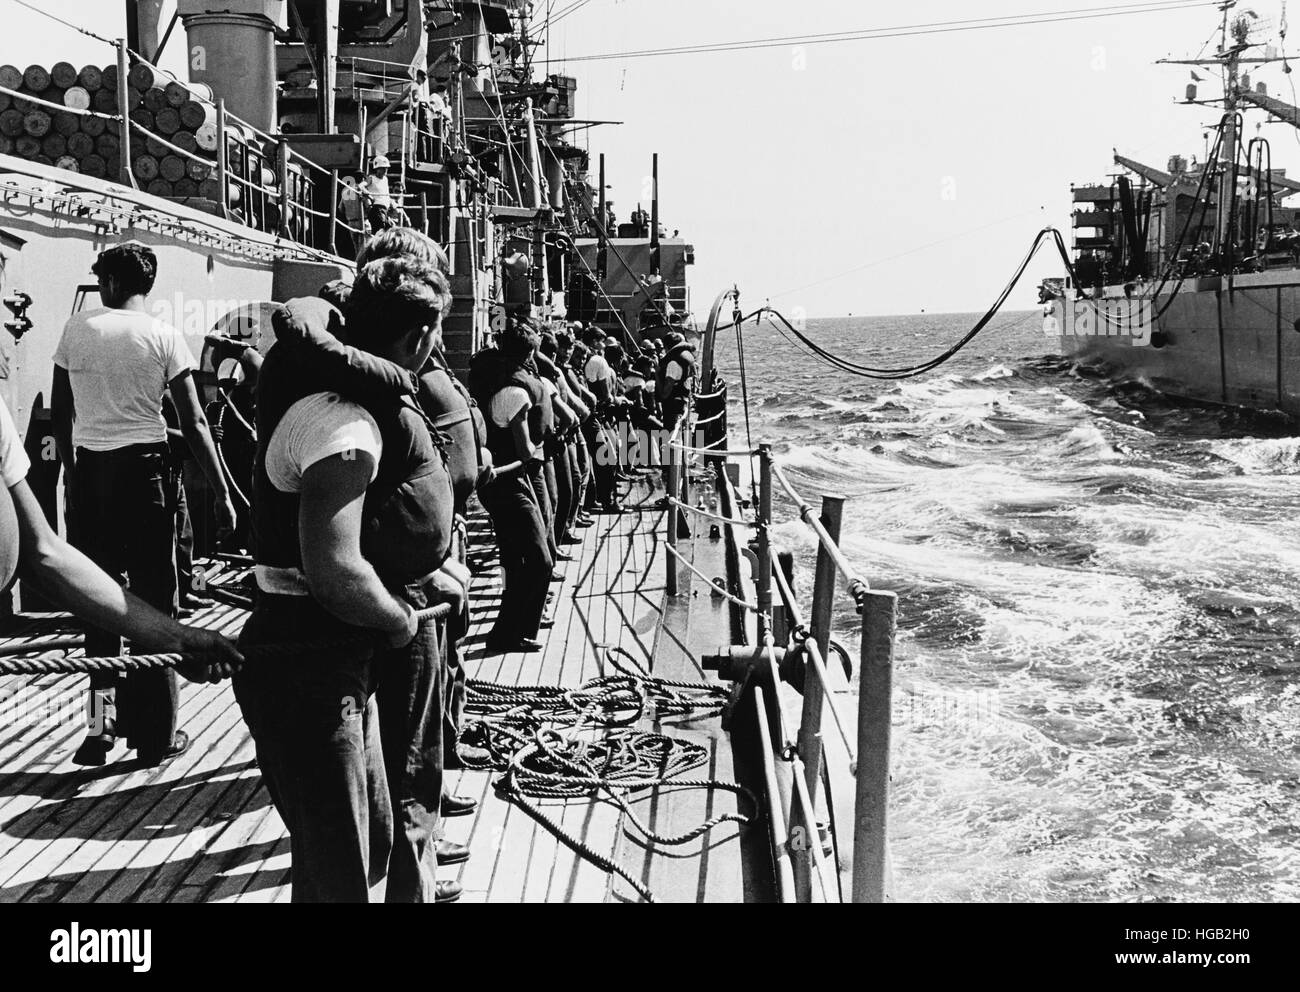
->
[51,241,237,767]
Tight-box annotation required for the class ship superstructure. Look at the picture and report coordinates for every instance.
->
[1047,0,1300,415]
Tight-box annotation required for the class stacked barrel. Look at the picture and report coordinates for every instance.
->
[0,61,221,198]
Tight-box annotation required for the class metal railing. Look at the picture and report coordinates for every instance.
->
[663,293,897,904]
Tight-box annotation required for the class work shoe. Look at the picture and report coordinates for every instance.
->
[71,733,117,767]
[483,636,544,655]
[436,880,463,904]
[436,840,470,866]
[137,731,190,767]
[442,793,479,818]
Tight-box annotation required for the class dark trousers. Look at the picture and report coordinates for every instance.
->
[374,590,444,904]
[442,524,468,754]
[567,440,584,532]
[173,471,196,597]
[573,433,591,516]
[479,472,552,643]
[233,595,392,903]
[550,441,573,546]
[71,444,179,758]
[531,461,559,561]
[582,420,616,507]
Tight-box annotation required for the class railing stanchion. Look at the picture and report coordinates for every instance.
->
[803,495,844,801]
[792,494,844,902]
[215,99,230,220]
[116,40,137,189]
[756,444,774,642]
[277,138,292,239]
[328,169,340,255]
[853,590,896,904]
[666,440,680,596]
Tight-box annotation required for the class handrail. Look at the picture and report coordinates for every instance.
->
[771,462,868,602]
[674,291,895,904]
[770,555,856,762]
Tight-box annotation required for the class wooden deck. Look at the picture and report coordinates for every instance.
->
[0,479,750,903]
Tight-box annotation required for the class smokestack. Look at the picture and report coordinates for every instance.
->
[177,0,287,133]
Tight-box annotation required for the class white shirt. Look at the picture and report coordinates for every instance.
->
[363,174,392,209]
[265,392,382,494]
[584,354,614,387]
[489,386,531,429]
[0,399,32,488]
[53,307,196,452]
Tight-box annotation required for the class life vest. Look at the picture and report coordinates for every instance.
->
[252,297,453,590]
[658,343,696,402]
[470,348,551,467]
[418,351,485,514]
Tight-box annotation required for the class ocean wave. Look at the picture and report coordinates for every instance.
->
[1211,436,1300,475]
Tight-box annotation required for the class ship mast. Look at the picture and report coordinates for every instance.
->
[1217,1,1241,259]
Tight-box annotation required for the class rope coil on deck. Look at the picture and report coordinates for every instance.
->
[456,647,750,903]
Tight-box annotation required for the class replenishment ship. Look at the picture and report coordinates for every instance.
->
[1045,0,1300,418]
[0,1,886,904]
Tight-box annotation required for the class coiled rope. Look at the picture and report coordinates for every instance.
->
[456,646,749,903]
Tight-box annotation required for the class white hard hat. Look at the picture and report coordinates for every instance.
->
[372,155,391,170]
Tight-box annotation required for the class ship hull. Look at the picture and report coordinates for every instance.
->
[1061,269,1300,418]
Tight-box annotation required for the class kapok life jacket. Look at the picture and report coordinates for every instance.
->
[418,349,486,514]
[252,297,453,589]
[658,343,696,403]
[468,348,552,467]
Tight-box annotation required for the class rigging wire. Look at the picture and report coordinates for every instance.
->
[532,0,1213,64]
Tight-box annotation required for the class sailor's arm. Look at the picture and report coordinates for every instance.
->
[9,477,241,682]
[298,451,417,647]
[168,370,237,539]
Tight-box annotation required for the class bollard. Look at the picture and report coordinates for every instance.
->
[852,589,896,903]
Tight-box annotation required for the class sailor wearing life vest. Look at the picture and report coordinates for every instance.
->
[350,226,493,786]
[234,255,463,903]
[658,331,697,432]
[468,314,556,654]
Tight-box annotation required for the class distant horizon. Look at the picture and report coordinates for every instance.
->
[799,307,1041,321]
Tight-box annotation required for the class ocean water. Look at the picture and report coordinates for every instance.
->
[710,310,1300,903]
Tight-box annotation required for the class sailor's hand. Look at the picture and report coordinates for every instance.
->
[386,600,419,649]
[428,561,470,615]
[174,627,243,684]
[214,495,238,544]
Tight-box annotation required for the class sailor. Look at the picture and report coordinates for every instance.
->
[580,327,621,513]
[555,330,596,532]
[469,315,555,654]
[234,256,460,903]
[52,241,238,767]
[363,156,397,232]
[537,331,588,548]
[354,227,494,777]
[658,330,697,433]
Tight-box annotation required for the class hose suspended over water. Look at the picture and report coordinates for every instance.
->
[753,114,1233,382]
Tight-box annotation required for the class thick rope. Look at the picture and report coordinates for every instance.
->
[0,603,452,676]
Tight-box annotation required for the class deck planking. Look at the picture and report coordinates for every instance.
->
[0,474,748,903]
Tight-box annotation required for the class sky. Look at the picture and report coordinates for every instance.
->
[2,0,1292,316]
